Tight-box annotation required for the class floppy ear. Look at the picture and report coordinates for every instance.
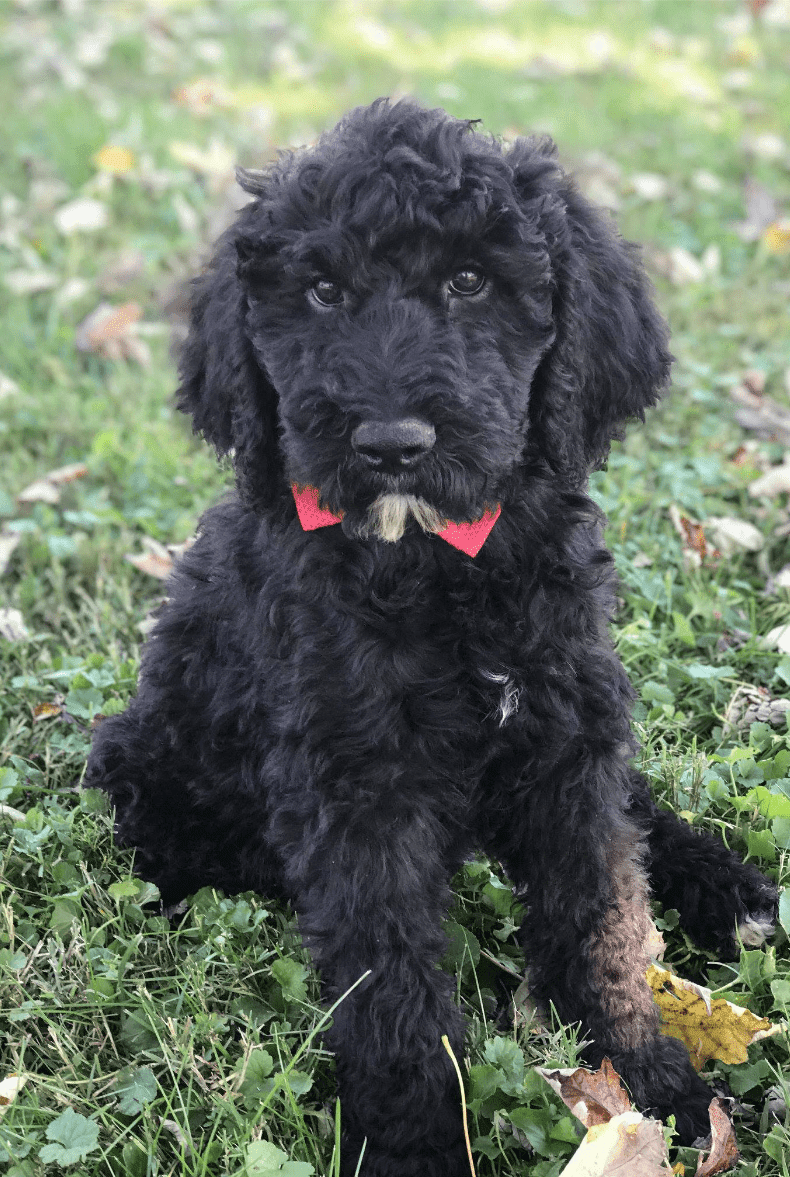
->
[176,203,283,511]
[509,139,672,482]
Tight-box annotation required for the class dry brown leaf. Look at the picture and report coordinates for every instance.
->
[125,537,174,581]
[647,964,779,1069]
[538,1058,632,1128]
[172,78,233,115]
[16,462,88,507]
[75,302,150,365]
[559,1111,671,1177]
[668,506,713,567]
[695,1100,739,1177]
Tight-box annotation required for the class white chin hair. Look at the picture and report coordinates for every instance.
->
[361,494,446,543]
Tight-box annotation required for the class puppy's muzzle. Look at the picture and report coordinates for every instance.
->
[352,418,436,473]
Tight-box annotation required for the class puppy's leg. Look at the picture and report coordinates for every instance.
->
[278,805,468,1177]
[628,772,778,959]
[491,779,713,1144]
[86,696,280,906]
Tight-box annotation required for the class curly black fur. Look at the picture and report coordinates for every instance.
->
[86,100,777,1174]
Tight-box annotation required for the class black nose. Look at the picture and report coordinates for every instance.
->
[352,418,436,471]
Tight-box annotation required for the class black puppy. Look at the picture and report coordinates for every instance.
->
[86,99,777,1176]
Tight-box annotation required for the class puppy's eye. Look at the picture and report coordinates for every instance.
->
[447,268,486,297]
[310,278,345,307]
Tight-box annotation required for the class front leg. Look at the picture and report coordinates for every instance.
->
[489,753,713,1145]
[274,799,468,1177]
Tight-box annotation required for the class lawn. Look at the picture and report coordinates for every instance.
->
[1,1,789,1174]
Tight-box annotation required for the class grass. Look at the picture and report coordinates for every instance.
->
[0,0,789,1173]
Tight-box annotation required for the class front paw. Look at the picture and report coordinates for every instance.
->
[735,876,778,951]
[610,1036,713,1146]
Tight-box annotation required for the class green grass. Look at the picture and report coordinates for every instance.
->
[1,1,789,1173]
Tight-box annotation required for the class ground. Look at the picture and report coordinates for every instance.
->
[0,2,789,1175]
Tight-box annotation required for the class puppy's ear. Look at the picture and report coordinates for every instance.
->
[176,205,282,510]
[509,140,671,480]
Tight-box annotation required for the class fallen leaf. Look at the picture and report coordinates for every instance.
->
[125,536,174,580]
[734,178,780,242]
[0,530,21,575]
[0,804,26,824]
[769,564,790,591]
[33,701,64,721]
[749,459,790,497]
[695,1100,739,1177]
[742,370,766,396]
[630,173,670,201]
[668,505,712,567]
[98,249,146,293]
[0,608,29,642]
[538,1058,631,1127]
[692,170,723,194]
[56,278,91,306]
[172,78,233,115]
[17,478,61,505]
[761,626,790,655]
[75,302,149,365]
[48,462,89,485]
[647,964,779,1069]
[744,132,788,162]
[723,684,790,733]
[666,247,705,285]
[0,372,19,399]
[54,198,109,235]
[93,144,136,175]
[558,1111,672,1177]
[169,139,235,180]
[0,1074,29,1112]
[3,270,59,295]
[704,516,764,555]
[763,221,790,255]
[731,387,790,446]
[16,462,88,506]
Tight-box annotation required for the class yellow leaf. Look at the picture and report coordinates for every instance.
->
[647,964,776,1069]
[93,145,136,175]
[763,221,790,256]
[33,702,63,721]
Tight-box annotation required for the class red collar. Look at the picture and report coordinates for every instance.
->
[291,484,500,558]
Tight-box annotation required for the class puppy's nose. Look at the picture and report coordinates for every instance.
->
[352,418,436,470]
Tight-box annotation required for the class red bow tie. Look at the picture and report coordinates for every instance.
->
[291,485,500,558]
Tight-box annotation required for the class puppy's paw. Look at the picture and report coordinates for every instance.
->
[609,1035,714,1146]
[735,878,778,950]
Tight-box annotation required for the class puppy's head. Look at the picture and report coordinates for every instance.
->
[178,99,670,533]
